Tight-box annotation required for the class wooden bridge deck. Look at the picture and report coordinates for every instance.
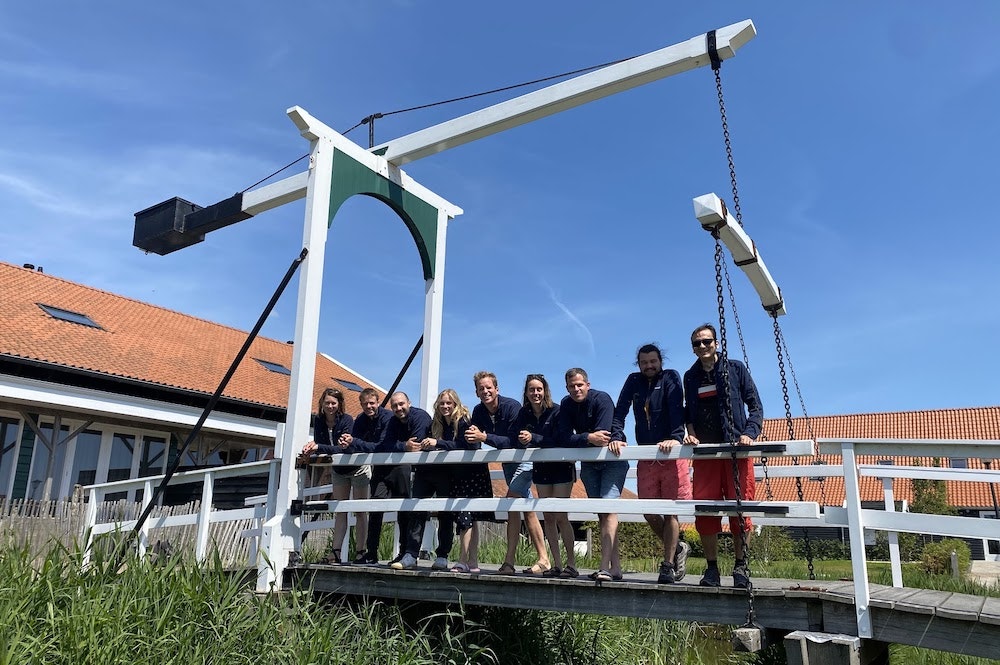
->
[288,563,1000,660]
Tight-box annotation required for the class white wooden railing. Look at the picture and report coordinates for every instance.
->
[81,438,1000,639]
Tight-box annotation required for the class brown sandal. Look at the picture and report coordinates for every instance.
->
[497,562,517,575]
[523,562,551,575]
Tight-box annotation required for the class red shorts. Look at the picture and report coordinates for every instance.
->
[692,458,755,537]
[637,459,692,501]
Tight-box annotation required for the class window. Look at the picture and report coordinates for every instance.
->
[0,417,21,500]
[337,379,365,392]
[254,358,291,375]
[876,459,894,466]
[949,458,968,469]
[37,303,102,329]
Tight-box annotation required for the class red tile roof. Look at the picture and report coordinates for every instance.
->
[760,409,1000,509]
[0,262,381,416]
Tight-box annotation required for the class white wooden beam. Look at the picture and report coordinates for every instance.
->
[375,20,756,165]
[693,192,785,316]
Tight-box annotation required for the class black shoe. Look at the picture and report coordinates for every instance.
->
[353,551,377,566]
[657,561,675,585]
[388,553,405,566]
[732,564,751,589]
[673,541,690,582]
[699,566,721,587]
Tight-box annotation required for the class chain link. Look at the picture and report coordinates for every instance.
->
[714,68,744,229]
[772,316,816,580]
[713,235,756,625]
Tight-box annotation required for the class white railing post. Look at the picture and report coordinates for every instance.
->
[841,442,873,638]
[81,486,100,568]
[195,471,214,562]
[881,476,903,587]
[136,479,154,559]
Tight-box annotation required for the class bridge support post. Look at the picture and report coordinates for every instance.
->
[784,631,889,665]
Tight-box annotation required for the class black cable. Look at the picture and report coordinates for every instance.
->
[128,248,309,540]
[239,154,310,194]
[241,52,641,195]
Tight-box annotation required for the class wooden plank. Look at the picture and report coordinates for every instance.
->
[936,593,987,620]
[868,585,925,609]
[894,589,953,616]
[979,596,1000,626]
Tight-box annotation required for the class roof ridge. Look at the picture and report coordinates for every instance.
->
[767,404,1000,421]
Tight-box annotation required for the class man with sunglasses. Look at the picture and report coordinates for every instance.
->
[611,343,691,584]
[682,324,763,589]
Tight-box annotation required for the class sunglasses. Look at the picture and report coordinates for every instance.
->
[691,339,716,348]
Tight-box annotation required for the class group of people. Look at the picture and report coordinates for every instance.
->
[300,323,763,588]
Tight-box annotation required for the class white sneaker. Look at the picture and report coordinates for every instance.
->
[674,541,691,581]
[390,553,418,570]
[431,556,449,570]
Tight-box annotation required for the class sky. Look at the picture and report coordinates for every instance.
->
[2,2,999,421]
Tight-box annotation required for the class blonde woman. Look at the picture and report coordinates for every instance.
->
[421,389,491,573]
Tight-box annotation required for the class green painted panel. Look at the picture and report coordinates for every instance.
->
[11,415,37,500]
[328,149,440,280]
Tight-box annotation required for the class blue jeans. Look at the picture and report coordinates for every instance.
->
[580,460,628,499]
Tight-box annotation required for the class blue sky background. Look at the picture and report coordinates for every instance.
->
[2,2,998,419]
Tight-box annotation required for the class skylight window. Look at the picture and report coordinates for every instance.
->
[254,358,291,375]
[337,379,365,392]
[37,303,102,329]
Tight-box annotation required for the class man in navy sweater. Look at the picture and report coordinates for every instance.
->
[557,368,627,582]
[612,343,691,584]
[682,323,763,589]
[342,391,430,567]
[337,388,394,565]
[466,371,549,575]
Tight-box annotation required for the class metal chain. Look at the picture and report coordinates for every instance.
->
[778,326,815,441]
[714,67,744,229]
[772,316,815,580]
[714,235,756,625]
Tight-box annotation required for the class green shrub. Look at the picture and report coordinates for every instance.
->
[797,537,850,560]
[682,527,702,558]
[617,520,660,559]
[753,526,795,564]
[868,531,921,562]
[921,538,971,576]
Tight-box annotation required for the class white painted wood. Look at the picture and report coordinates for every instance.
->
[304,497,822,519]
[860,464,1000,483]
[305,439,814,466]
[1,373,277,440]
[418,208,450,411]
[693,193,785,315]
[195,471,214,562]
[841,443,874,638]
[818,438,1000,458]
[81,486,98,568]
[375,20,757,165]
[242,171,309,216]
[882,476,903,587]
[137,478,154,558]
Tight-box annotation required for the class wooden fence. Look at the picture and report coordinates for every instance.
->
[0,497,255,567]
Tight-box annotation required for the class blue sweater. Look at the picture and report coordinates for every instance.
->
[350,407,394,449]
[509,405,560,448]
[470,395,521,449]
[312,412,355,454]
[344,406,432,453]
[611,370,685,445]
[556,389,614,448]
[683,357,763,443]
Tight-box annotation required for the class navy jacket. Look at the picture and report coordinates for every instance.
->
[471,395,521,449]
[611,370,685,445]
[344,406,432,453]
[510,405,560,448]
[683,358,763,442]
[312,412,355,455]
[431,416,476,450]
[556,389,614,448]
[350,407,394,449]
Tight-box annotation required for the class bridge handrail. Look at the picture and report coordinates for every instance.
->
[303,439,815,466]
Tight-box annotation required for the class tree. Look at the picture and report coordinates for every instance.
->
[910,457,957,516]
